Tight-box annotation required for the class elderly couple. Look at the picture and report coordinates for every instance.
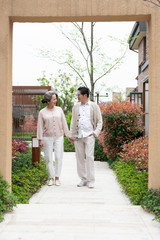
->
[37,86,102,188]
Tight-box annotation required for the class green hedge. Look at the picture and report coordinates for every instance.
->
[64,136,75,152]
[111,160,160,222]
[99,101,143,161]
[12,151,48,204]
[112,160,148,204]
[141,189,160,221]
[94,139,107,161]
[12,151,33,173]
[0,175,17,222]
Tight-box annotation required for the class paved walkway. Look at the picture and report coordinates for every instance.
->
[0,152,160,240]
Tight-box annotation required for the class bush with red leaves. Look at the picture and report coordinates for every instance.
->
[12,140,28,158]
[118,137,148,172]
[99,101,144,160]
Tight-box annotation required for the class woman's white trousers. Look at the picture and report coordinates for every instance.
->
[43,136,64,178]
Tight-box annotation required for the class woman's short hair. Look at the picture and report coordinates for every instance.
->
[41,90,58,105]
[78,86,89,98]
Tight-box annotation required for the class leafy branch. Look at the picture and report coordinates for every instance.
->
[39,22,128,101]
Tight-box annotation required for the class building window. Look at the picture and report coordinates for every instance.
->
[139,37,147,74]
[130,92,142,105]
[143,37,146,62]
[143,81,149,136]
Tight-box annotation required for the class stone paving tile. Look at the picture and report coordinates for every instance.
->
[0,152,160,240]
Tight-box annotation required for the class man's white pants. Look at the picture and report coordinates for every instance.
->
[74,135,95,183]
[43,136,64,179]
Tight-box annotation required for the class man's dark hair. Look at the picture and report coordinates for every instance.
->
[78,86,89,98]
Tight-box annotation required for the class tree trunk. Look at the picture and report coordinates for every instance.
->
[90,83,94,101]
[90,22,94,101]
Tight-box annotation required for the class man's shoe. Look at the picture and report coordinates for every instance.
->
[77,180,87,187]
[87,182,94,188]
[55,179,61,186]
[48,179,54,186]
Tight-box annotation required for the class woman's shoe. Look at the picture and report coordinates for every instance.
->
[55,179,61,186]
[48,179,54,186]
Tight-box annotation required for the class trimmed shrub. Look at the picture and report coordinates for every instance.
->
[111,160,148,205]
[111,137,160,221]
[12,152,48,203]
[12,151,33,173]
[64,136,75,152]
[119,136,148,172]
[111,159,160,222]
[94,139,107,161]
[0,175,17,222]
[141,189,160,222]
[99,101,143,160]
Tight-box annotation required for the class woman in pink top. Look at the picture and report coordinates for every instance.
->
[37,91,69,186]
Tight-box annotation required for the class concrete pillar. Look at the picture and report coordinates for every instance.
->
[0,17,12,186]
[148,13,160,189]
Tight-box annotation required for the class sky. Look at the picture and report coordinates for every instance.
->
[12,21,138,101]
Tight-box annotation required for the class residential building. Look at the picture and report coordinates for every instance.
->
[12,86,52,138]
[128,21,149,136]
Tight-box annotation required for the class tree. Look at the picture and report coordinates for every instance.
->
[40,22,128,101]
[36,70,79,115]
[143,0,160,7]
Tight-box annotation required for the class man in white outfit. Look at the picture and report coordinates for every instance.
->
[69,87,102,188]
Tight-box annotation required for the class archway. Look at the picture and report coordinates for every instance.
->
[0,0,160,189]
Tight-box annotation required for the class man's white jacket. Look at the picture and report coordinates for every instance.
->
[69,101,103,140]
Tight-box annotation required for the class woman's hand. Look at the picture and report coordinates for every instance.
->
[68,137,74,144]
[39,140,44,148]
[89,133,96,138]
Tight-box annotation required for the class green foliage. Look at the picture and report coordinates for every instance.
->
[12,151,33,173]
[64,136,75,152]
[99,101,143,160]
[36,70,79,114]
[12,151,48,204]
[64,111,75,152]
[39,22,128,100]
[141,189,160,222]
[106,132,160,221]
[111,160,148,205]
[94,139,107,161]
[66,111,72,129]
[111,159,160,222]
[12,132,35,138]
[54,71,79,114]
[0,175,17,222]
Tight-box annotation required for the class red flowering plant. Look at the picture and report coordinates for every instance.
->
[118,137,148,172]
[99,101,144,160]
[12,140,28,158]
